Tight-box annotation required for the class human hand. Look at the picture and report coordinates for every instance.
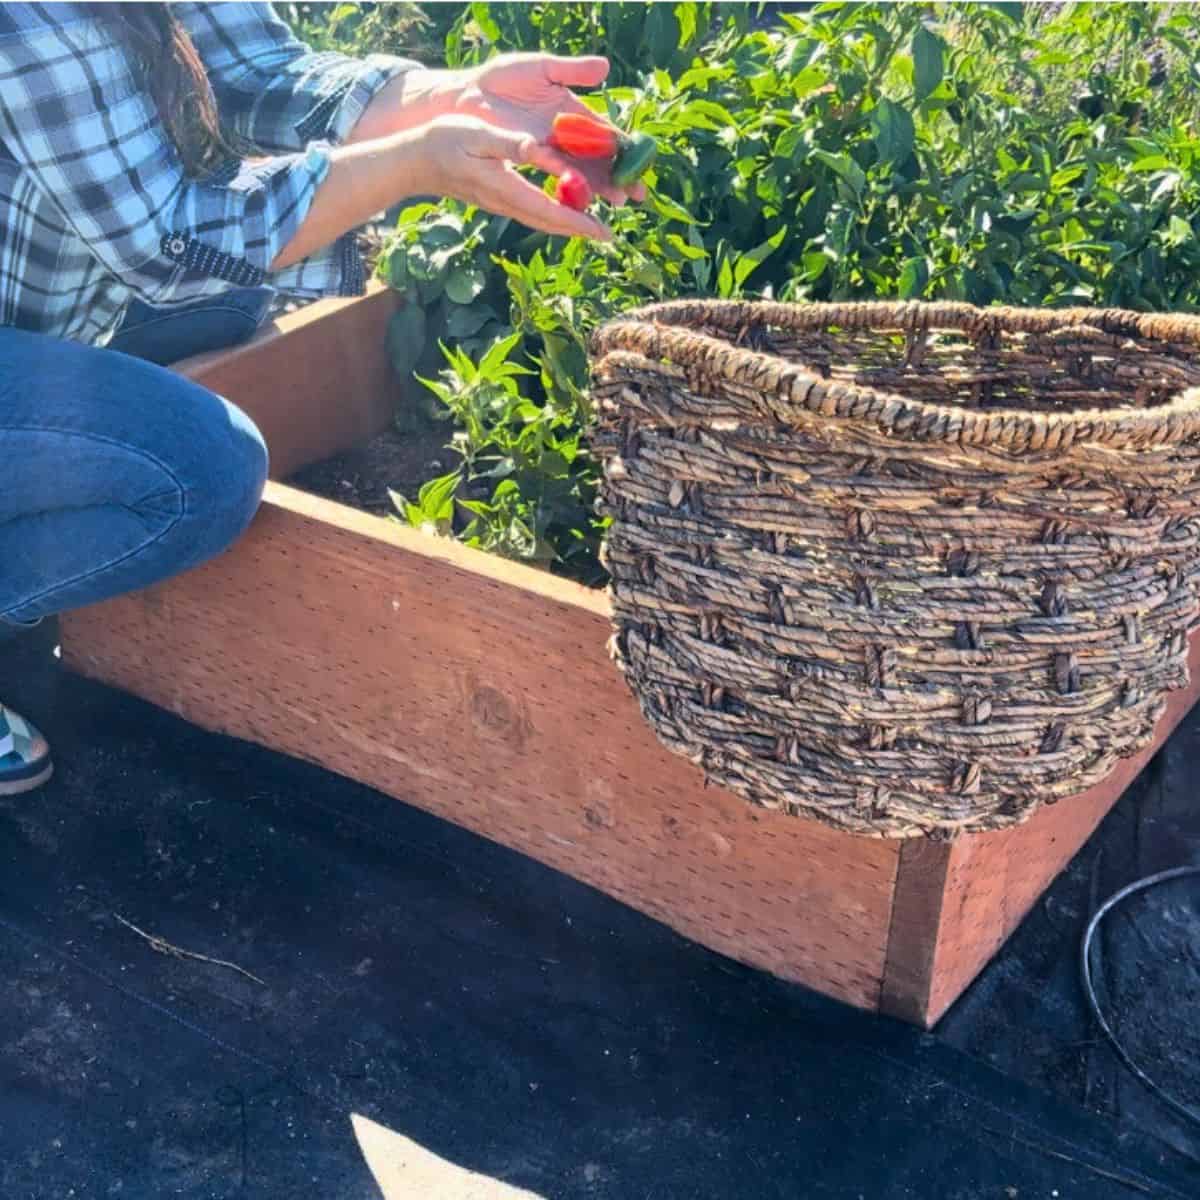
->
[452,53,648,207]
[415,114,613,241]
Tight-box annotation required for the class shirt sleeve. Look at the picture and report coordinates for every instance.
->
[175,2,422,153]
[0,5,365,304]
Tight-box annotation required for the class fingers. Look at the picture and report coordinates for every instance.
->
[555,88,624,136]
[540,54,610,89]
[506,131,574,181]
[443,117,633,237]
[548,95,648,204]
[474,126,622,213]
[465,122,575,184]
[458,125,612,239]
[523,136,646,209]
[520,138,640,210]
[490,164,613,241]
[569,157,647,207]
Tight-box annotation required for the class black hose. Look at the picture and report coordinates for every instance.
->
[1080,864,1200,1129]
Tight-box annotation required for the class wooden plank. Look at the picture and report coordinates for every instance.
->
[173,283,400,480]
[881,633,1200,1027]
[60,482,900,1012]
[60,289,1200,1023]
[878,839,952,1025]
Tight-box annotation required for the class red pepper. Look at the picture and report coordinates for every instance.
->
[555,167,593,211]
[549,112,619,160]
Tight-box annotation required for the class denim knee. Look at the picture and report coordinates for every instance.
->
[183,401,269,566]
[0,327,272,623]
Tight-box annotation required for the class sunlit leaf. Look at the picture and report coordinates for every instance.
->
[912,26,944,102]
[872,99,915,166]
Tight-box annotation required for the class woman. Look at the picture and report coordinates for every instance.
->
[0,1,641,795]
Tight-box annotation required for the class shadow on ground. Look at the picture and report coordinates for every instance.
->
[1,630,1198,1199]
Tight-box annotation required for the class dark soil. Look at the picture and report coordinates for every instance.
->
[290,422,453,519]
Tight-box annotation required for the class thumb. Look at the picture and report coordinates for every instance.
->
[487,129,573,179]
[541,54,610,89]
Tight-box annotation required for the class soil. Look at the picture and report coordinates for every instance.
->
[289,422,453,519]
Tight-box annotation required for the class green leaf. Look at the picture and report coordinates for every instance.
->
[676,65,731,92]
[651,190,697,226]
[478,332,524,379]
[1131,155,1173,172]
[645,4,680,65]
[417,471,461,521]
[423,223,466,248]
[387,489,418,526]
[776,126,807,160]
[445,303,498,339]
[1167,214,1194,244]
[445,265,487,305]
[468,0,501,40]
[734,227,787,288]
[631,260,666,291]
[898,256,929,299]
[791,66,830,98]
[912,26,944,102]
[665,233,708,261]
[386,304,427,377]
[457,498,493,519]
[717,255,734,296]
[394,203,440,230]
[985,2,1024,21]
[675,1,697,46]
[1050,164,1087,190]
[800,250,831,281]
[1124,136,1162,158]
[478,456,516,479]
[381,246,407,291]
[871,99,915,166]
[687,99,739,129]
[810,148,866,197]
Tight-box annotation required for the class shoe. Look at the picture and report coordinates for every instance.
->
[0,702,53,795]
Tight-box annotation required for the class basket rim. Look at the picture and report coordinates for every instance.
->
[590,299,1200,452]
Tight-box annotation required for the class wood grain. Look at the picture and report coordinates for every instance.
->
[881,634,1200,1027]
[925,634,1200,1025]
[61,483,900,1011]
[60,289,1200,1024]
[878,839,952,1025]
[174,284,400,480]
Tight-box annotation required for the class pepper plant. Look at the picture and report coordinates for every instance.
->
[348,1,1200,582]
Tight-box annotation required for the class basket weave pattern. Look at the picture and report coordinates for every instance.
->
[590,301,1200,838]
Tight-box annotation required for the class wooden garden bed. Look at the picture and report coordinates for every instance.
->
[59,285,1200,1027]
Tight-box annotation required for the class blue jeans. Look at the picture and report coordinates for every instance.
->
[105,286,276,366]
[0,290,272,631]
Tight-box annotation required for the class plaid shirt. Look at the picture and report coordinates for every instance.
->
[0,2,419,345]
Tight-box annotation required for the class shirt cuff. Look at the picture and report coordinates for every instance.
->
[267,228,367,299]
[159,141,364,300]
[296,52,422,146]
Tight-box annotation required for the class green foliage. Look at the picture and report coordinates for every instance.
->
[439,2,747,79]
[277,2,454,63]
[293,1,1200,582]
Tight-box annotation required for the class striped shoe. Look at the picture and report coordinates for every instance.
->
[0,703,52,796]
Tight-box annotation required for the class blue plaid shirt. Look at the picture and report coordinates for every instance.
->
[0,2,419,345]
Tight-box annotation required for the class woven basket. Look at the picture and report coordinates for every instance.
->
[589,300,1200,838]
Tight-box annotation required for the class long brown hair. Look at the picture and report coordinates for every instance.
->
[90,2,239,176]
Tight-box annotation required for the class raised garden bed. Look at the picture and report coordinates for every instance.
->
[59,285,1200,1027]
